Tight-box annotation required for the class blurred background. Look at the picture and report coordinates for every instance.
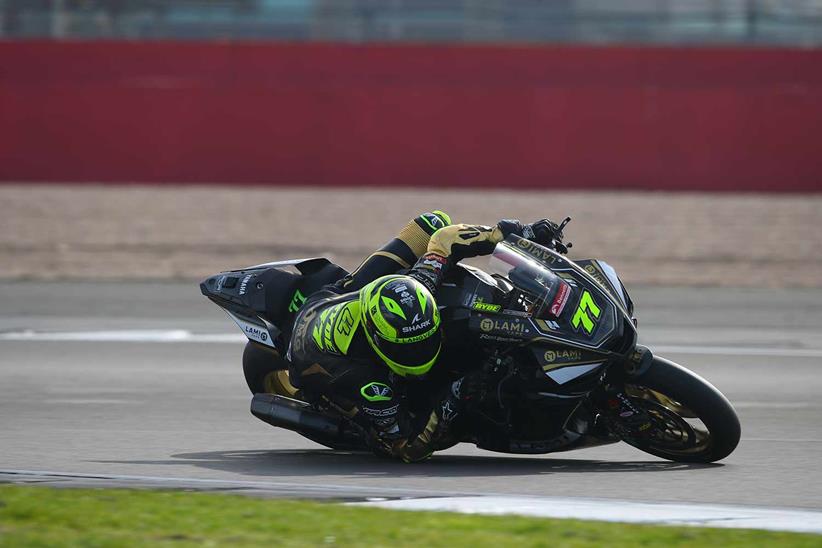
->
[1,0,820,284]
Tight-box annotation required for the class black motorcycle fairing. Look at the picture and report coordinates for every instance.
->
[431,258,624,407]
[200,257,349,349]
[574,258,635,318]
[413,245,637,452]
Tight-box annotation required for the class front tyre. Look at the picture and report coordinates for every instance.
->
[621,356,740,463]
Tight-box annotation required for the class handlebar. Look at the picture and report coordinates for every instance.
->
[553,216,573,255]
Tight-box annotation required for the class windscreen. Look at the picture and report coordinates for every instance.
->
[487,240,572,320]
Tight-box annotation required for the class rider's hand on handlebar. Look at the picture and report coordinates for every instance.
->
[497,218,563,248]
[523,218,564,246]
[452,370,488,402]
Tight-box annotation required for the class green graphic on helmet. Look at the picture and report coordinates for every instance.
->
[416,285,428,315]
[380,296,407,320]
[360,274,442,377]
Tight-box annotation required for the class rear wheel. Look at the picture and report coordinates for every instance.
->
[618,356,740,463]
[243,342,366,452]
[242,342,297,396]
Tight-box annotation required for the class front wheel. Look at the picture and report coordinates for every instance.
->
[618,356,740,463]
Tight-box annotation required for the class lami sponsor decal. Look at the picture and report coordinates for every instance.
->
[244,325,268,342]
[516,239,558,264]
[543,349,583,363]
[583,263,613,292]
[226,311,274,348]
[479,317,528,335]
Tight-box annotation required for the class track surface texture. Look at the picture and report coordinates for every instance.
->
[1,281,821,510]
[1,185,821,287]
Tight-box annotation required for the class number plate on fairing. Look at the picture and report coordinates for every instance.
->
[489,238,623,351]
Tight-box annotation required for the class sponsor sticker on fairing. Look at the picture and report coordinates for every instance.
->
[226,311,274,348]
[549,281,571,318]
[239,274,253,295]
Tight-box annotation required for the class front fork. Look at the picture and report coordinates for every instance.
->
[589,345,656,439]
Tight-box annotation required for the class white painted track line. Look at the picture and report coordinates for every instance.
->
[352,496,822,534]
[0,469,453,497]
[653,345,822,359]
[0,329,244,343]
[2,329,822,358]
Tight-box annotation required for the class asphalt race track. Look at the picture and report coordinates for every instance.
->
[1,282,821,515]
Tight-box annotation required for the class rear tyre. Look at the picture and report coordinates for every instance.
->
[622,356,741,463]
[243,342,366,452]
[242,342,296,396]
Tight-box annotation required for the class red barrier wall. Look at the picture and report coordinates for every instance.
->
[1,41,820,191]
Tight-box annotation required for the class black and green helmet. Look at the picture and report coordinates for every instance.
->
[359,274,442,377]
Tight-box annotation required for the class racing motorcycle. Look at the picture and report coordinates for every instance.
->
[201,218,740,463]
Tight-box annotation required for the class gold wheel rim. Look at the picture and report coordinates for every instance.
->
[263,370,299,397]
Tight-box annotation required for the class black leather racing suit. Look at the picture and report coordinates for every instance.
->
[287,215,510,462]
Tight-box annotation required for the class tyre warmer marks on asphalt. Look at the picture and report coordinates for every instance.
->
[1,470,820,534]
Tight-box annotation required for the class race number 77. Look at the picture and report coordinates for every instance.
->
[572,290,601,334]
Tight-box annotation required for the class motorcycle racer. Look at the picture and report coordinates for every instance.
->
[287,211,562,462]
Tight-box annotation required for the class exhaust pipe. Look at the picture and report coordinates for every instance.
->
[250,393,341,437]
